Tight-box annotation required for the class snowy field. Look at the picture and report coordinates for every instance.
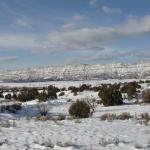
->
[0,79,146,88]
[0,79,150,150]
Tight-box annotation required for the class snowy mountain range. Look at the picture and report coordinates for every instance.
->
[0,61,150,82]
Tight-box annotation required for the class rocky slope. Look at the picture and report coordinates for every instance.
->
[0,62,150,82]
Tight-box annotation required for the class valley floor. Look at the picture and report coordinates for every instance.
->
[0,79,150,150]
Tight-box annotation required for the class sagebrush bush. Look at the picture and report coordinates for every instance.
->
[17,87,39,102]
[142,89,150,103]
[47,85,58,100]
[61,87,66,91]
[69,100,91,118]
[37,104,49,116]
[0,92,4,98]
[145,80,150,83]
[48,91,57,100]
[117,112,132,120]
[38,91,48,102]
[121,81,141,99]
[5,93,11,100]
[100,113,117,121]
[100,112,132,121]
[57,113,66,120]
[140,113,150,122]
[47,85,60,93]
[78,84,91,92]
[68,86,78,93]
[59,92,65,96]
[98,84,123,106]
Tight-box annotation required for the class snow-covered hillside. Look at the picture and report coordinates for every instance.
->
[0,61,150,82]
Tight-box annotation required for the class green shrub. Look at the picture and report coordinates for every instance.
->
[47,85,60,93]
[47,85,58,100]
[5,93,11,100]
[78,84,91,92]
[48,91,57,100]
[59,92,65,96]
[98,84,123,106]
[145,80,150,83]
[12,92,17,100]
[68,86,78,93]
[0,92,4,98]
[38,91,48,102]
[121,81,141,99]
[17,87,39,102]
[142,89,150,103]
[69,100,91,118]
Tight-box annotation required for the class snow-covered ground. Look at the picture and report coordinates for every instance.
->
[0,80,150,150]
[0,79,146,88]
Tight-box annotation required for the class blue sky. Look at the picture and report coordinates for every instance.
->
[0,0,150,70]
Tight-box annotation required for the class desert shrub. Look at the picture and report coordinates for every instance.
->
[121,81,141,99]
[57,113,66,120]
[78,84,91,92]
[1,103,22,113]
[36,115,49,121]
[17,92,27,102]
[59,92,65,96]
[69,100,91,118]
[99,137,119,147]
[0,92,4,98]
[47,85,60,93]
[140,113,150,122]
[142,89,150,103]
[37,104,49,116]
[5,93,11,100]
[145,80,150,83]
[38,91,48,102]
[12,92,17,100]
[91,86,102,92]
[97,100,103,104]
[139,80,144,84]
[73,91,77,96]
[98,84,123,106]
[17,87,39,102]
[47,85,58,100]
[48,91,57,100]
[86,98,97,115]
[117,112,132,120]
[100,113,117,121]
[68,86,78,92]
[61,87,66,91]
[100,112,132,121]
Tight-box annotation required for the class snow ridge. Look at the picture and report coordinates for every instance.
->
[0,62,150,82]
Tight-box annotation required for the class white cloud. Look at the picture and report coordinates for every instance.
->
[89,0,122,16]
[0,34,37,50]
[11,16,31,28]
[15,18,31,28]
[0,56,18,63]
[89,0,98,6]
[38,15,150,52]
[65,49,150,63]
[1,15,150,54]
[102,6,122,15]
[73,13,88,21]
[62,13,88,30]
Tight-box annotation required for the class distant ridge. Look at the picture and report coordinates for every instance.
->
[0,61,150,82]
